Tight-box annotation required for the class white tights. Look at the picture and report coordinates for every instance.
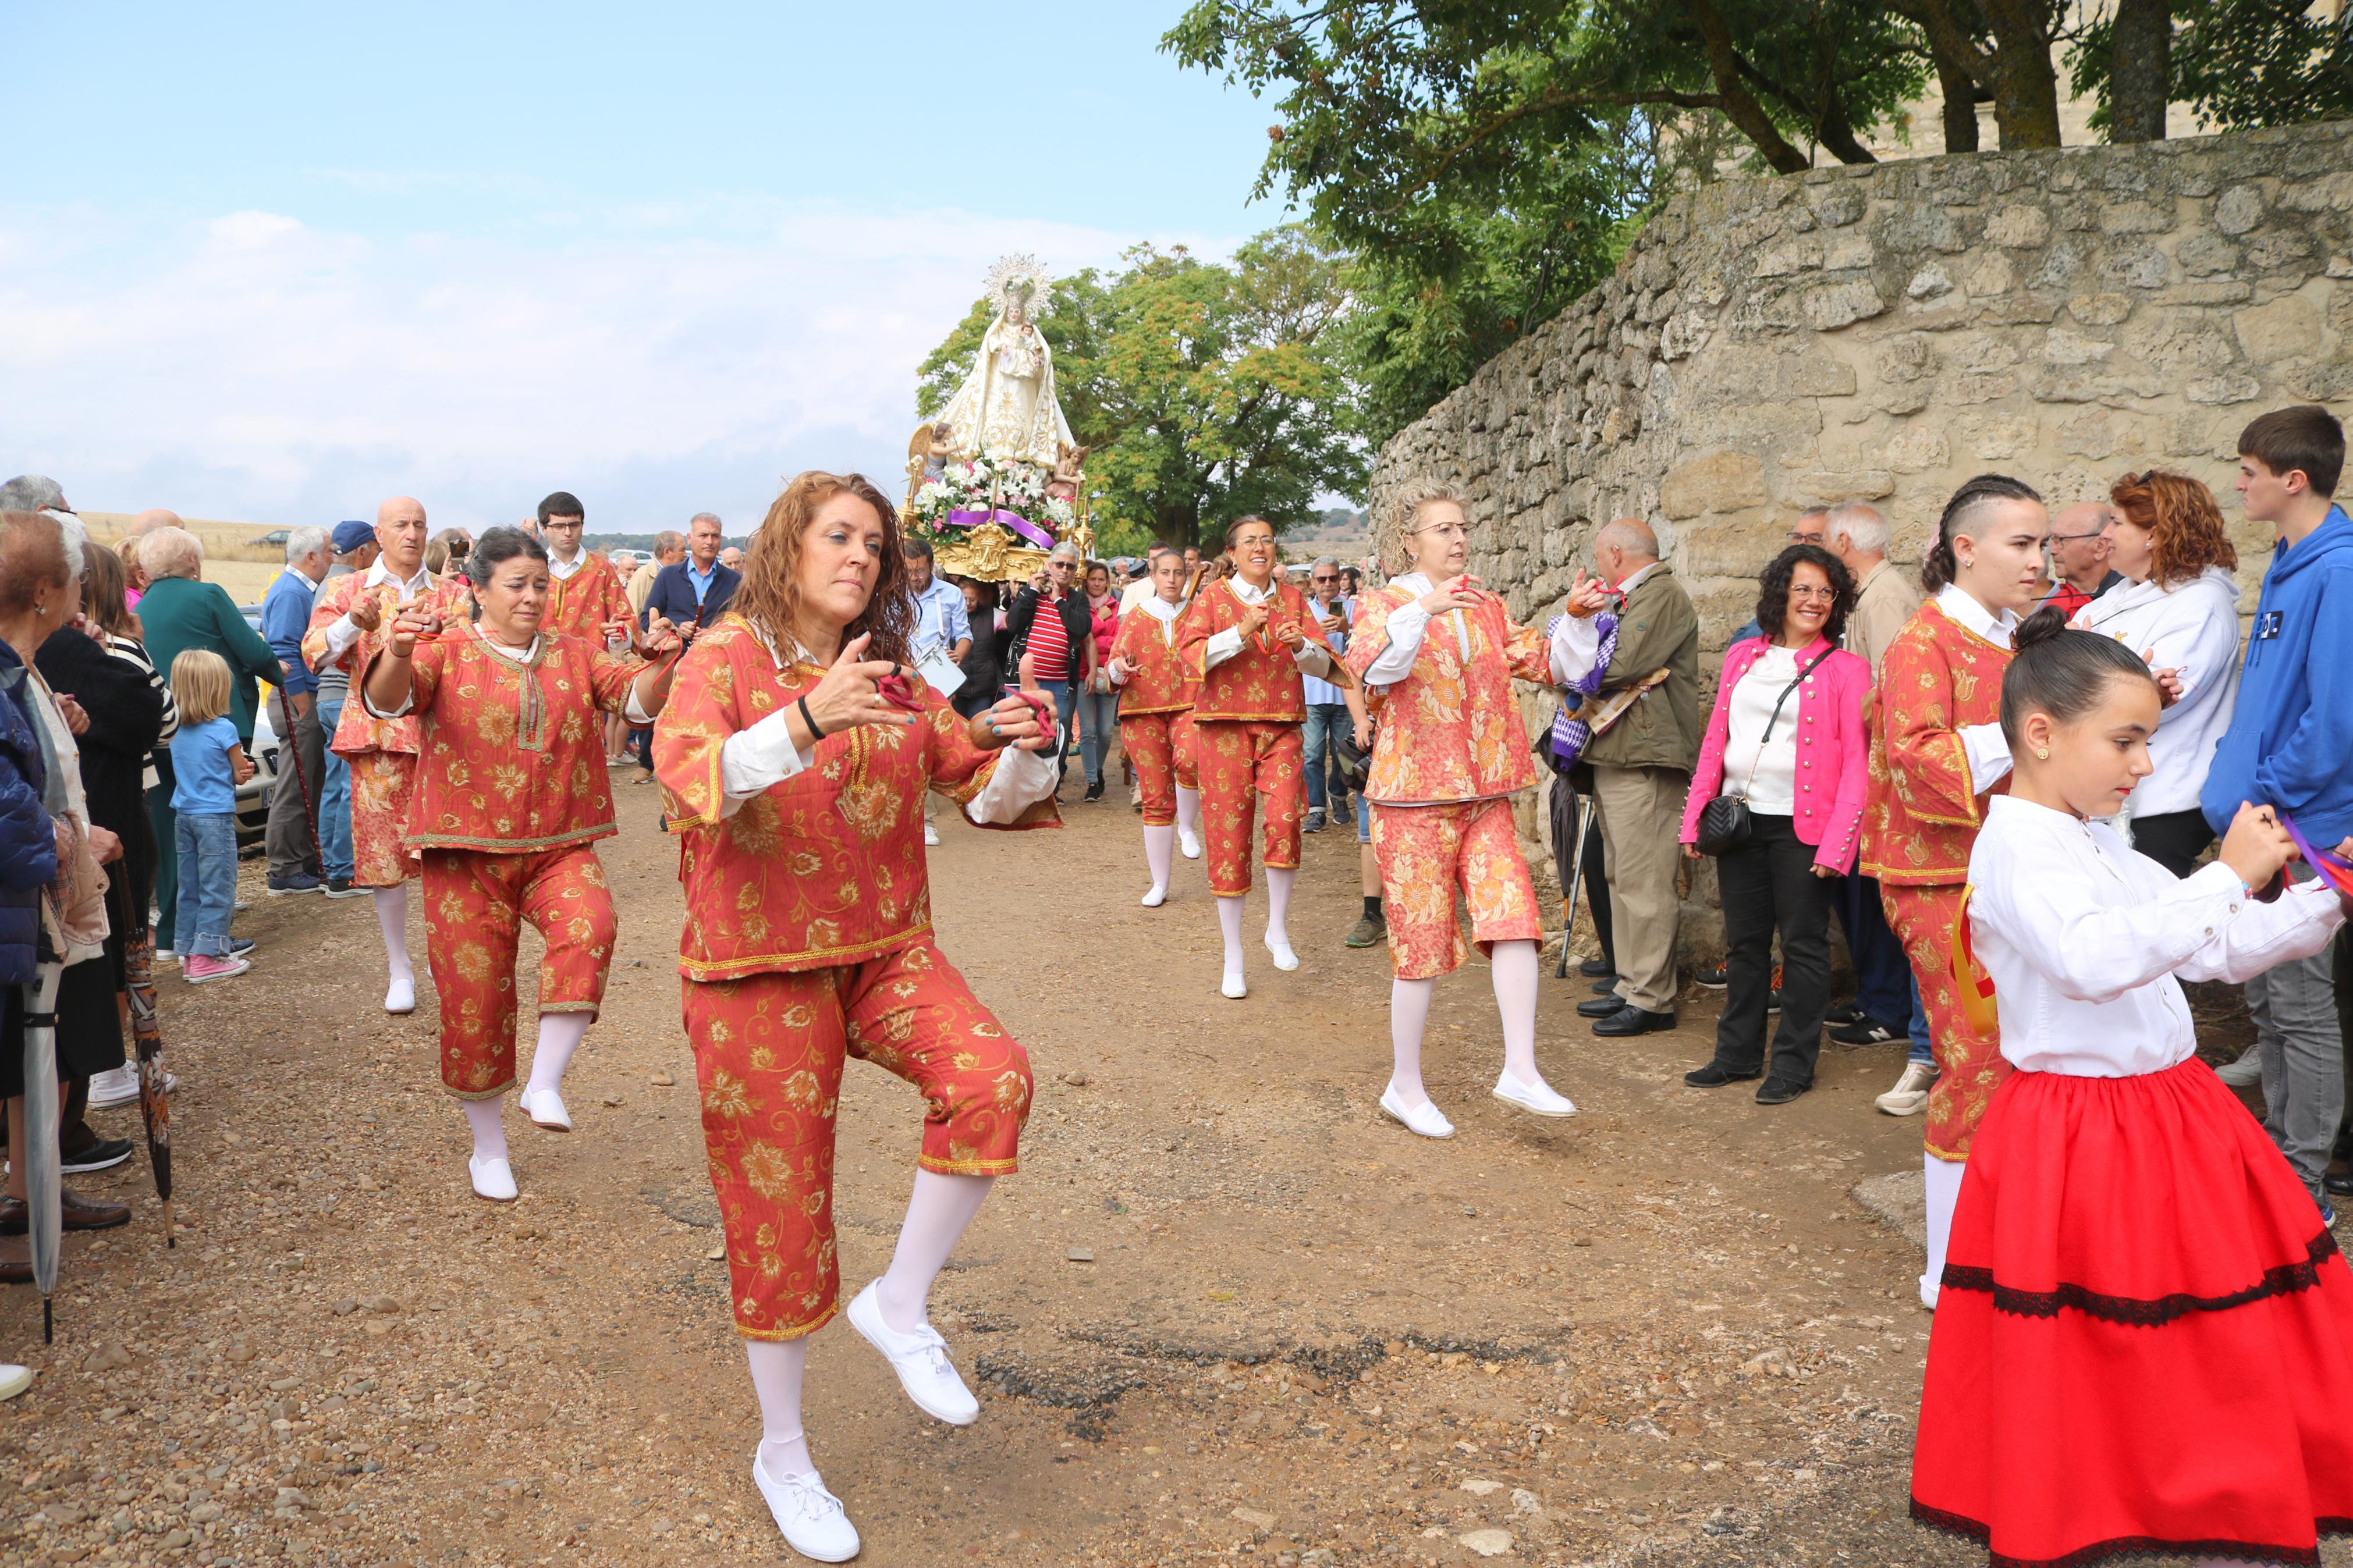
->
[744,1169,995,1478]
[372,884,414,1009]
[525,1011,591,1098]
[1386,939,1546,1107]
[1265,867,1297,966]
[1922,1153,1965,1310]
[1174,785,1201,847]
[1141,824,1174,905]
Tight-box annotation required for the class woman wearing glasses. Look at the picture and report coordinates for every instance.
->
[2068,470,2242,878]
[1680,545,1871,1106]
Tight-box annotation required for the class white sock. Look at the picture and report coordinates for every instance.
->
[747,1338,813,1477]
[1174,786,1201,847]
[1264,867,1297,966]
[463,1098,508,1164]
[875,1169,994,1334]
[525,1012,591,1097]
[373,884,414,1002]
[1388,975,1436,1106]
[1141,825,1174,905]
[1490,940,1541,1087]
[1922,1153,1965,1309]
[1217,895,1247,992]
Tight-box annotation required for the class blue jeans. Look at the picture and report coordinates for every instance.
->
[1907,972,1933,1066]
[1357,791,1372,844]
[173,811,239,957]
[317,695,354,883]
[1300,702,1351,813]
[1029,679,1076,779]
[1075,687,1119,787]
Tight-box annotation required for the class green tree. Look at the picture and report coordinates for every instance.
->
[916,227,1364,550]
[2069,1,2353,138]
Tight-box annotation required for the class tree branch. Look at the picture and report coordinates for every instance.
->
[1679,0,1816,173]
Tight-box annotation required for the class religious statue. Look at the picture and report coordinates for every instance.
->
[931,254,1077,471]
[904,421,955,509]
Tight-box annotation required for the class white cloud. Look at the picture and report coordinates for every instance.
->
[0,201,1243,533]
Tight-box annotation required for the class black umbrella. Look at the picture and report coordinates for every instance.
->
[1548,774,1595,980]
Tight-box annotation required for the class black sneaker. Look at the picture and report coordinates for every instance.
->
[1826,1001,1868,1028]
[61,1137,134,1175]
[323,877,367,899]
[1830,1018,1904,1047]
[1695,966,1729,990]
[228,937,256,957]
[1084,780,1105,803]
[265,870,323,895]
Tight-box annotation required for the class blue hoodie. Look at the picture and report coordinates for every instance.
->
[2201,503,2353,844]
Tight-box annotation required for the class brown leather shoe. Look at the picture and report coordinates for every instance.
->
[0,1232,29,1285]
[0,1186,133,1235]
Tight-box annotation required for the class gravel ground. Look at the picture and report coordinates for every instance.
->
[3,777,2338,1567]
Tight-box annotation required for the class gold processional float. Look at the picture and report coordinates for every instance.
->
[903,253,1092,582]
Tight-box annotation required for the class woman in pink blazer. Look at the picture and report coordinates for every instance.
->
[1677,544,1873,1104]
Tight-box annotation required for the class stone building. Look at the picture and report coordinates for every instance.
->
[1366,120,2353,954]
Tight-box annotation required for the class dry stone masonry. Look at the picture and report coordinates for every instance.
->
[1366,120,2353,939]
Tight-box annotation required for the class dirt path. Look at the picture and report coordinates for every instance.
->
[8,781,2330,1567]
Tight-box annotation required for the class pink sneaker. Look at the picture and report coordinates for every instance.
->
[182,954,250,984]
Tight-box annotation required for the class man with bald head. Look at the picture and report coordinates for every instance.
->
[301,496,475,1014]
[1564,517,1700,1037]
[2039,500,2120,618]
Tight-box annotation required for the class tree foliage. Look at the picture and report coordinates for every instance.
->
[915,228,1364,550]
[2070,1,2353,136]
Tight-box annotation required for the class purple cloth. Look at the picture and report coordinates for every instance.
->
[946,508,1056,551]
[1547,610,1617,768]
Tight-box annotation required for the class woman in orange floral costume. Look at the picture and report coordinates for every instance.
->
[1347,479,1598,1139]
[303,497,476,1015]
[1177,515,1344,998]
[362,527,684,1203]
[1860,474,2050,1310]
[652,470,1057,1563]
[1108,545,1203,905]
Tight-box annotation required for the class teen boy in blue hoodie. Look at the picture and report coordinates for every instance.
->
[2201,403,2353,1215]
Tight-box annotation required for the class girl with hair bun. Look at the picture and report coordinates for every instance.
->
[1912,609,2353,1568]
[1861,474,2050,1310]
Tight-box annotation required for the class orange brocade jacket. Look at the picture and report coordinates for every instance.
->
[302,573,477,759]
[1860,599,2013,887]
[1175,581,1319,723]
[544,552,631,642]
[396,627,646,852]
[653,614,1059,982]
[1108,606,1197,717]
[1344,586,1552,805]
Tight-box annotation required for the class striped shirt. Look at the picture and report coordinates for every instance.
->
[1028,595,1071,682]
[107,631,177,791]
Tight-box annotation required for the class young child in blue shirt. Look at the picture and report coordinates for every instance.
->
[167,649,255,982]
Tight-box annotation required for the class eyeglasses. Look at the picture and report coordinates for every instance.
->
[2047,531,2106,545]
[1411,523,1469,542]
[1787,585,1839,602]
[1787,529,1825,543]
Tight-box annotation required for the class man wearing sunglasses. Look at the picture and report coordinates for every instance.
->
[2038,500,2121,618]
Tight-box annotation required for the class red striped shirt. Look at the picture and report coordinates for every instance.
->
[1028,595,1071,681]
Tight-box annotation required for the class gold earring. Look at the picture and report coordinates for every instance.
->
[2035,746,2050,760]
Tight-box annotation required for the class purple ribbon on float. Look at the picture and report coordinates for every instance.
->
[946,508,1056,550]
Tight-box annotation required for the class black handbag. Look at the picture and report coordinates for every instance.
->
[1332,723,1372,793]
[1695,646,1832,856]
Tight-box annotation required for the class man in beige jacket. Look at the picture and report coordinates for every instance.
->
[1824,501,1937,1115]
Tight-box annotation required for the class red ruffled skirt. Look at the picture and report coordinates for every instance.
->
[1914,1058,2353,1567]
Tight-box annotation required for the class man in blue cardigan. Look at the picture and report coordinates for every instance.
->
[641,511,739,641]
[260,525,332,894]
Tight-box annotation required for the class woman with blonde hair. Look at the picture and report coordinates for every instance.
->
[654,470,1057,1560]
[2070,470,2244,877]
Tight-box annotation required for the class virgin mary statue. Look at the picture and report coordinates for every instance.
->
[932,254,1076,471]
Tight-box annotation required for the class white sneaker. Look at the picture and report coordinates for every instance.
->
[752,1453,860,1563]
[1264,934,1300,972]
[519,1087,572,1132]
[2215,1047,2264,1087]
[385,975,416,1015]
[86,1065,140,1108]
[1140,884,1167,908]
[1378,1085,1455,1139]
[469,1155,518,1203]
[1492,1071,1578,1118]
[1876,1061,1938,1117]
[923,821,941,847]
[847,1282,978,1425]
[1178,827,1202,859]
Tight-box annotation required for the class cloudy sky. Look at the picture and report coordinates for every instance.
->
[1,2,1279,532]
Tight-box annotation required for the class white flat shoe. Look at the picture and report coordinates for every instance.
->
[1264,936,1300,972]
[1178,828,1202,859]
[753,1452,860,1563]
[847,1282,978,1426]
[1220,972,1248,1000]
[922,822,941,847]
[519,1087,572,1132]
[0,1364,33,1402]
[384,976,416,1015]
[1492,1071,1578,1118]
[469,1155,518,1203]
[1140,884,1167,908]
[1378,1086,1454,1139]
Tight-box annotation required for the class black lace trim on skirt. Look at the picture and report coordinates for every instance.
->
[1911,1496,2353,1567]
[1940,1229,2340,1327]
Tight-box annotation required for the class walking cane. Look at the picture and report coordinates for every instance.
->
[1553,793,1595,980]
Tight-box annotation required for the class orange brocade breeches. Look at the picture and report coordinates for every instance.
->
[1371,799,1543,981]
[1195,719,1304,896]
[685,939,1031,1341]
[349,749,422,888]
[421,845,617,1099]
[1120,711,1198,826]
[1882,881,2009,1160]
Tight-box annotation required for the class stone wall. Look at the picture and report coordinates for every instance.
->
[1367,120,2353,952]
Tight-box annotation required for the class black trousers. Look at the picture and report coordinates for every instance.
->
[1710,813,1832,1086]
[1582,805,1614,970]
[2129,807,2215,879]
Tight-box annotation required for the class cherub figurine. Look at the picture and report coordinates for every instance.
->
[1046,440,1088,504]
[904,421,957,506]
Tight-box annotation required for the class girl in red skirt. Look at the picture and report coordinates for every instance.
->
[1914,607,2353,1568]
